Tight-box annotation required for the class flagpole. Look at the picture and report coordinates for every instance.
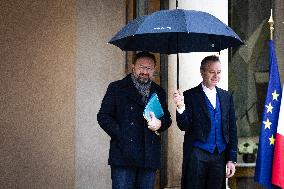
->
[268,9,274,40]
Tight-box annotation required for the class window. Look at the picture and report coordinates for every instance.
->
[229,0,271,163]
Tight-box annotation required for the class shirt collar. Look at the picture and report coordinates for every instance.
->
[201,82,216,95]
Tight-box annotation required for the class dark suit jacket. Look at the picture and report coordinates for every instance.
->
[176,84,237,188]
[97,74,172,169]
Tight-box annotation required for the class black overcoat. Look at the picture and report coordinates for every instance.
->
[97,74,172,169]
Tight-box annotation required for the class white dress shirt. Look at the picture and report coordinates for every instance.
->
[201,83,217,109]
[177,83,217,114]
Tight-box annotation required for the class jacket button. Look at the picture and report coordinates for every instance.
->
[130,138,133,142]
[130,106,133,110]
[152,140,154,144]
[130,122,134,125]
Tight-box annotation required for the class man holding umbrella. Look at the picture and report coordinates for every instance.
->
[97,52,172,189]
[173,55,237,189]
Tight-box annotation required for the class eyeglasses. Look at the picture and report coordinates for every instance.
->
[137,65,155,72]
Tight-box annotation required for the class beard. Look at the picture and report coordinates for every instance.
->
[138,75,150,83]
[133,73,151,84]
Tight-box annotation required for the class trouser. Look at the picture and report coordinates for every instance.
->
[111,165,156,189]
[185,147,226,189]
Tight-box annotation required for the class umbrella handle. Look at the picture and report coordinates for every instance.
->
[177,53,179,89]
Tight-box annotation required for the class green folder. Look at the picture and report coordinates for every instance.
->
[143,93,164,122]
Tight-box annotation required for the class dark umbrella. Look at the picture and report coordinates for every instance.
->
[109,8,243,88]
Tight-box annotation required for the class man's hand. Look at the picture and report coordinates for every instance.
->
[147,112,161,131]
[173,89,185,109]
[226,162,236,178]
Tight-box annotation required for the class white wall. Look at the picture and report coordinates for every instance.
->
[75,1,125,188]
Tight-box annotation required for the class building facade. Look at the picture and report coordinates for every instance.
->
[1,0,283,188]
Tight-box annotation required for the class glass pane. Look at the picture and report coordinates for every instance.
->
[137,0,148,16]
[229,0,270,160]
[229,1,272,188]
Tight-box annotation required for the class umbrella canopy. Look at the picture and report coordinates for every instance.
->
[109,9,243,54]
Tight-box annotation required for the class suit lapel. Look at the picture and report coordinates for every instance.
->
[196,84,210,120]
[216,87,226,124]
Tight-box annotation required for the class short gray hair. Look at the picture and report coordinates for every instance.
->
[200,55,220,71]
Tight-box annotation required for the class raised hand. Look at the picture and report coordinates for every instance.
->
[173,89,185,109]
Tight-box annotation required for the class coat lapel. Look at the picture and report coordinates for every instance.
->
[122,74,145,107]
[148,82,158,101]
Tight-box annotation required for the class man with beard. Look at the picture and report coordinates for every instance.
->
[173,55,237,189]
[97,52,172,189]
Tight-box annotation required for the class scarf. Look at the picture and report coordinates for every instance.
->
[131,73,152,103]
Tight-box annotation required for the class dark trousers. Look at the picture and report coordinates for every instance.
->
[185,147,226,189]
[111,166,156,189]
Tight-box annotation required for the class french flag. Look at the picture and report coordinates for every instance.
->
[272,85,284,188]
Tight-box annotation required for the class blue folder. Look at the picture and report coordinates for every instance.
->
[143,93,164,122]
